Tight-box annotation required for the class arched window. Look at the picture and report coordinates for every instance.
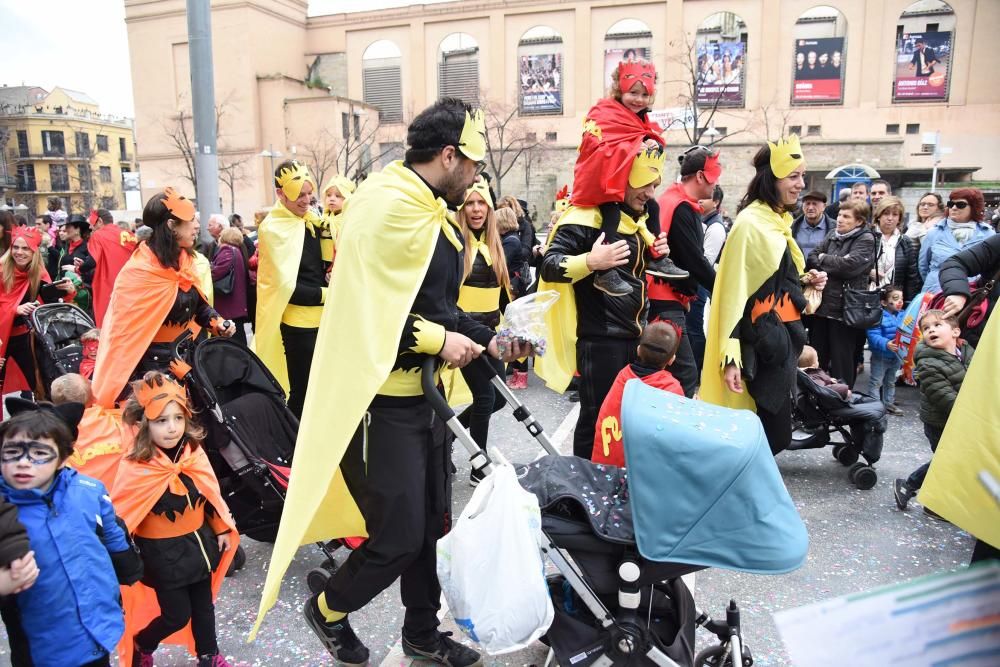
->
[695,12,747,108]
[362,40,403,123]
[438,33,480,105]
[792,5,848,105]
[517,26,564,116]
[893,1,955,102]
[603,19,653,93]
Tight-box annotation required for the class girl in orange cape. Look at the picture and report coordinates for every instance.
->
[112,372,239,667]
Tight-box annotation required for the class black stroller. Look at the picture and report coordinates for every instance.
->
[790,370,887,490]
[421,357,792,667]
[28,303,95,398]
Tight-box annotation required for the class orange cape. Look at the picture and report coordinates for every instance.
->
[111,441,238,666]
[92,244,206,407]
[0,266,50,394]
[88,225,138,327]
[65,405,128,490]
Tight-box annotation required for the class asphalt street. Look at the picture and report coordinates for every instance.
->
[0,368,975,666]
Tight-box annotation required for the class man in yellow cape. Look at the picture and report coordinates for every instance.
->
[252,160,326,419]
[535,146,670,459]
[919,309,1000,561]
[252,99,526,667]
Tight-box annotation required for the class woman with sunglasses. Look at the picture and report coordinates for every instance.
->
[918,187,994,293]
[905,192,946,247]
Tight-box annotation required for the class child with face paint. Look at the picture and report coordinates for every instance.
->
[0,402,143,667]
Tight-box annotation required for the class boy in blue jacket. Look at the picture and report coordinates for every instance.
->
[867,287,905,415]
[0,401,142,667]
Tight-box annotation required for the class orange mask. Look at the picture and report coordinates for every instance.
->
[134,376,191,420]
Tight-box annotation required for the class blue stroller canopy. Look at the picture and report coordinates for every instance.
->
[621,381,808,575]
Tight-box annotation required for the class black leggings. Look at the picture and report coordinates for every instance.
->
[1,332,36,395]
[280,323,319,420]
[457,356,507,450]
[755,394,793,456]
[135,577,218,656]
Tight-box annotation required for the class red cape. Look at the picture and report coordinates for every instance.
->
[592,365,683,467]
[571,98,664,207]
[0,266,51,394]
[88,225,138,327]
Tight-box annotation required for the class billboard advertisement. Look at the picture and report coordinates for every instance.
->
[603,47,651,88]
[893,31,951,101]
[792,37,844,103]
[519,54,563,114]
[695,40,745,107]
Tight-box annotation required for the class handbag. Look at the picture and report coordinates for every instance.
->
[213,266,235,295]
[842,232,882,329]
[929,265,1000,330]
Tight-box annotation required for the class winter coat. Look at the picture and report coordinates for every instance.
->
[938,233,1000,347]
[914,340,975,427]
[867,308,905,361]
[1,468,134,667]
[502,231,531,298]
[210,242,249,320]
[918,219,994,292]
[791,213,836,260]
[806,226,877,321]
[0,497,29,567]
[874,233,922,303]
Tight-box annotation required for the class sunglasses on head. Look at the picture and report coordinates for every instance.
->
[946,201,969,210]
[1,440,59,465]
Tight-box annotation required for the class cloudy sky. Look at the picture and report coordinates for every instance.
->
[2,0,449,117]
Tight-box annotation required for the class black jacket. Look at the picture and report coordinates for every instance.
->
[0,498,29,568]
[939,233,1000,347]
[462,230,507,329]
[48,238,93,285]
[915,341,974,427]
[807,227,876,321]
[541,204,649,340]
[660,201,716,298]
[875,233,922,302]
[502,231,530,298]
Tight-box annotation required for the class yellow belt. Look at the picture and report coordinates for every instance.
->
[458,285,500,314]
[282,303,323,328]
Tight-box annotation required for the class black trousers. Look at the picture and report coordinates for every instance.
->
[810,316,859,389]
[457,356,507,449]
[756,394,793,456]
[906,423,944,490]
[135,577,217,655]
[279,323,319,420]
[574,337,637,459]
[649,301,699,398]
[685,287,709,373]
[1,333,36,395]
[325,399,451,640]
[230,316,250,347]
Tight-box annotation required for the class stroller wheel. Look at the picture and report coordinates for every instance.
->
[695,642,753,667]
[321,557,339,573]
[225,545,247,577]
[831,444,844,461]
[847,461,866,483]
[835,446,859,466]
[307,566,332,595]
[853,466,878,491]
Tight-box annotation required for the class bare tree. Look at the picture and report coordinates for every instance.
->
[217,153,251,214]
[294,127,341,189]
[162,108,198,195]
[336,103,398,180]
[162,93,243,204]
[481,98,543,198]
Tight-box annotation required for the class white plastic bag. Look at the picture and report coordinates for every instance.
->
[496,290,559,357]
[436,462,554,654]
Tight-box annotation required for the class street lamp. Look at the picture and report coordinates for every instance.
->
[258,145,283,178]
[701,123,721,145]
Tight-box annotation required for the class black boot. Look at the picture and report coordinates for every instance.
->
[593,269,633,296]
[645,254,689,280]
[303,596,370,666]
[402,630,483,667]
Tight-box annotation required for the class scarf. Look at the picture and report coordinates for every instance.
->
[876,231,900,287]
[948,220,976,244]
[834,224,864,241]
[468,229,492,267]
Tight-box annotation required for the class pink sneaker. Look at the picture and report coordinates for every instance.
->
[133,647,154,667]
[198,654,233,667]
[513,370,529,389]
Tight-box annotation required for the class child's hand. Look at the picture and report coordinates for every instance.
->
[217,532,232,553]
[887,341,899,352]
[0,552,40,595]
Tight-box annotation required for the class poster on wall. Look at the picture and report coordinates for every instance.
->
[695,40,745,107]
[519,54,563,114]
[603,47,651,88]
[893,31,951,101]
[792,37,844,103]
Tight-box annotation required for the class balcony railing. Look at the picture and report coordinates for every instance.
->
[0,104,134,128]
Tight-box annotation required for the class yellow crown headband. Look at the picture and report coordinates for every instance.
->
[768,135,804,179]
[628,146,667,188]
[458,109,487,162]
[275,161,315,201]
[460,176,494,211]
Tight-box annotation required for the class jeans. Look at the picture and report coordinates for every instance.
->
[905,423,944,490]
[868,354,901,404]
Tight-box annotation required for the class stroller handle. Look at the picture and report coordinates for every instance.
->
[171,329,195,362]
[420,355,493,473]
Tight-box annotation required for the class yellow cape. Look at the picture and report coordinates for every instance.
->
[919,310,1000,549]
[700,200,805,411]
[251,201,322,391]
[251,161,455,638]
[534,206,654,393]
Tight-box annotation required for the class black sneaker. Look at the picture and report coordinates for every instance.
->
[402,631,483,667]
[645,255,689,280]
[593,270,633,296]
[302,596,370,666]
[893,479,914,511]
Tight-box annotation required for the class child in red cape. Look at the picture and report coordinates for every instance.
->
[572,59,688,297]
[592,321,684,466]
[112,371,238,667]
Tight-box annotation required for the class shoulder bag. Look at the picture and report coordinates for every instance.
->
[842,232,882,329]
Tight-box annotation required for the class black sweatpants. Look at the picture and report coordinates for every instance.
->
[649,300,699,398]
[457,355,507,449]
[280,323,319,420]
[810,316,859,389]
[324,399,451,640]
[574,337,637,459]
[135,577,217,655]
[755,394,793,456]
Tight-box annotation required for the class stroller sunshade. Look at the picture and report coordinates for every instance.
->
[192,338,286,406]
[31,303,93,345]
[621,380,808,575]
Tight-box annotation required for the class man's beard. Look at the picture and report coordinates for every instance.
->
[441,167,472,207]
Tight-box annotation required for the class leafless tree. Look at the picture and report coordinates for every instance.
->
[218,153,251,214]
[336,103,399,180]
[481,98,544,198]
[294,127,341,189]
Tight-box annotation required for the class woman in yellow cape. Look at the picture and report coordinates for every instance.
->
[700,136,827,455]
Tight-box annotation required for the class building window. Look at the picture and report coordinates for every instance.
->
[378,141,404,168]
[926,22,939,32]
[807,125,822,136]
[341,112,350,140]
[100,196,117,210]
[119,137,128,160]
[96,135,109,151]
[16,130,28,157]
[788,125,802,136]
[16,164,36,191]
[906,123,920,135]
[49,164,69,191]
[41,130,65,156]
[75,132,90,157]
[77,165,92,190]
[362,40,404,124]
[545,131,558,142]
[353,113,361,140]
[99,166,112,183]
[525,132,537,143]
[886,124,900,135]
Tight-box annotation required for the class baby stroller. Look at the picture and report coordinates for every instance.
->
[28,303,95,399]
[422,357,809,667]
[790,370,887,490]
